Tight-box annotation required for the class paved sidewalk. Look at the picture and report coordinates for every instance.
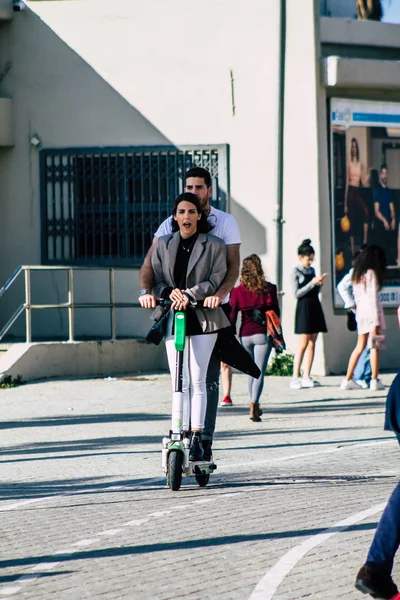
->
[1,372,399,599]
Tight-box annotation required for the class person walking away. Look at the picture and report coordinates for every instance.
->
[290,239,327,390]
[355,370,400,599]
[139,167,241,460]
[337,248,372,389]
[145,192,231,460]
[340,244,386,391]
[230,254,280,421]
[220,363,233,406]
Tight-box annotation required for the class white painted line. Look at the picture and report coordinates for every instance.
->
[98,529,123,536]
[0,497,56,512]
[248,502,387,600]
[71,539,100,547]
[123,518,150,526]
[147,511,171,517]
[0,477,165,514]
[193,498,214,504]
[32,562,60,571]
[223,439,395,471]
[15,576,38,584]
[0,588,21,596]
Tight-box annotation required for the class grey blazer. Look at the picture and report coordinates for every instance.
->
[151,232,230,333]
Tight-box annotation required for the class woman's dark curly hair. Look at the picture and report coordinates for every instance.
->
[170,192,213,233]
[351,244,386,289]
[240,254,269,294]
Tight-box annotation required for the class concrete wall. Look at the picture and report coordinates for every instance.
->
[0,0,399,375]
[0,0,280,346]
[0,7,170,341]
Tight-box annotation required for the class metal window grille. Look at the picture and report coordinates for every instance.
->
[40,145,229,266]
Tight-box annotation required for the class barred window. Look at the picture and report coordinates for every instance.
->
[40,145,229,266]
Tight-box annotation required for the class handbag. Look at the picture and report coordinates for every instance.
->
[347,310,357,332]
[252,308,266,327]
[145,305,170,345]
[368,334,386,350]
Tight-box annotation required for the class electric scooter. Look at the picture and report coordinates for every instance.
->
[162,308,217,491]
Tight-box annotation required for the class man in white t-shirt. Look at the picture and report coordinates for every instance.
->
[138,167,241,459]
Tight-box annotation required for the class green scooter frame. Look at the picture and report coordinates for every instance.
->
[162,310,217,491]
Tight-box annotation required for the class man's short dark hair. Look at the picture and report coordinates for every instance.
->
[380,164,388,173]
[184,167,212,187]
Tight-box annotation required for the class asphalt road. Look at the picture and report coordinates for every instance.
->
[1,372,399,599]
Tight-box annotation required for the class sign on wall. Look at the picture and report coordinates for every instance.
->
[331,98,400,307]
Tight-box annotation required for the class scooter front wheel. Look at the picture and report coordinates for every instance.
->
[167,450,183,491]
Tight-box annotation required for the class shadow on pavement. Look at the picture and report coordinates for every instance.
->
[0,522,379,570]
[0,413,169,430]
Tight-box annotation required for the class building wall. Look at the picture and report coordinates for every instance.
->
[0,0,280,344]
[0,0,398,373]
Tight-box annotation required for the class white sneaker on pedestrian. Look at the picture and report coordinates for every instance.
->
[290,378,302,390]
[301,377,321,388]
[370,379,385,391]
[355,379,369,390]
[340,379,362,390]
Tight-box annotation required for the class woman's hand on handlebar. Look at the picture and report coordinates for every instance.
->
[169,288,189,311]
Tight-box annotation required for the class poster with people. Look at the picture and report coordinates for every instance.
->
[331,98,400,308]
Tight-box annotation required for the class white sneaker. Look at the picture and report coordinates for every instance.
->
[290,378,302,390]
[370,379,385,391]
[355,379,369,390]
[340,379,362,390]
[301,377,321,388]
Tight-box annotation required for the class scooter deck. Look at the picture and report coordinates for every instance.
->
[184,460,217,476]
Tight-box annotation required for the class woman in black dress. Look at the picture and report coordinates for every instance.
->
[290,239,328,389]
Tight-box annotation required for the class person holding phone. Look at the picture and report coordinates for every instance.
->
[290,239,328,389]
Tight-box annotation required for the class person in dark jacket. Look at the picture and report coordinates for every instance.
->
[355,371,400,599]
[230,254,279,421]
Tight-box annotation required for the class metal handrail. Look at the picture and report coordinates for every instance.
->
[0,266,141,343]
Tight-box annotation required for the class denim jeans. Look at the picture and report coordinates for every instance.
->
[354,347,372,384]
[366,435,400,574]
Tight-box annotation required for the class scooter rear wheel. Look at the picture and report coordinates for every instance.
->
[167,450,183,491]
[195,473,210,487]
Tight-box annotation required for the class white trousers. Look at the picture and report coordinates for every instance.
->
[165,333,218,431]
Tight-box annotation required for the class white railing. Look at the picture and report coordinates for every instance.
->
[0,266,140,343]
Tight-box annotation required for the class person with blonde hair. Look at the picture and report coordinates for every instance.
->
[230,254,279,421]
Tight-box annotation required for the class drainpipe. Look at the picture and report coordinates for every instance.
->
[275,0,286,305]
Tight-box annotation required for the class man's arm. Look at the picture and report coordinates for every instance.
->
[390,201,396,230]
[204,244,240,308]
[374,202,389,229]
[138,237,158,308]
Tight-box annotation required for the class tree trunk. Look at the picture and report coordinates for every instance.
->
[356,0,383,20]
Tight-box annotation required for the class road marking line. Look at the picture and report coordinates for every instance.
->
[0,497,55,512]
[32,562,60,571]
[123,518,150,526]
[98,529,123,536]
[71,539,100,547]
[249,502,387,600]
[1,441,392,513]
[223,439,395,471]
[0,588,21,596]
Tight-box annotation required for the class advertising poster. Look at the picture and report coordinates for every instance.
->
[331,98,400,307]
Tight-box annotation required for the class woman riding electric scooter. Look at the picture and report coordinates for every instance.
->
[147,192,231,486]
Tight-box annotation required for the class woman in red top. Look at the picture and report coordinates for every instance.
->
[230,254,280,421]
